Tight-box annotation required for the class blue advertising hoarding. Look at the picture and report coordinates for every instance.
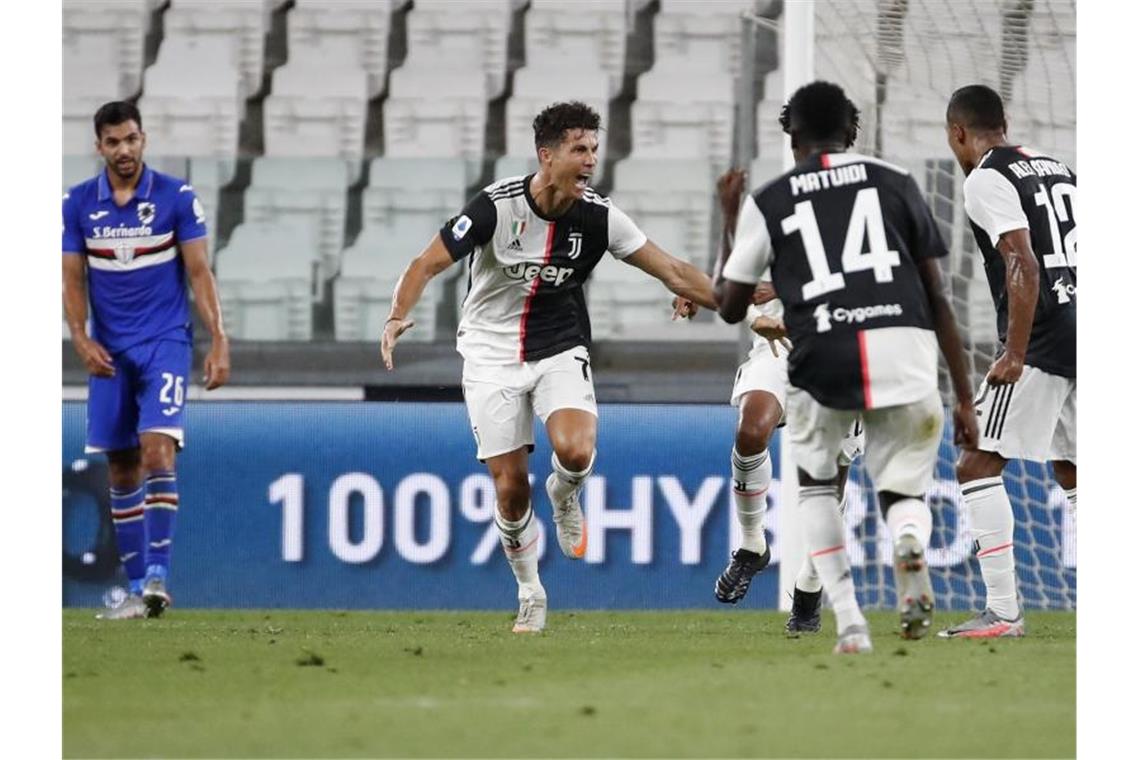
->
[63,401,1075,610]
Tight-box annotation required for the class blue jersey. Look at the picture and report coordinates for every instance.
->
[62,165,208,354]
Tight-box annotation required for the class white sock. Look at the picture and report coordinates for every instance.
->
[801,484,865,632]
[885,497,933,548]
[1064,487,1076,519]
[962,476,1019,619]
[731,447,771,554]
[495,504,543,599]
[549,451,595,504]
[795,487,851,593]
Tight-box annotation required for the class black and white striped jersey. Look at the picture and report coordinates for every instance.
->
[441,175,647,364]
[721,153,947,410]
[963,146,1076,379]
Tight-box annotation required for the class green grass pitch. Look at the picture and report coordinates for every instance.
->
[63,609,1074,758]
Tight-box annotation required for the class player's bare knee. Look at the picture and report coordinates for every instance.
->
[553,444,593,473]
[139,436,176,473]
[734,420,772,456]
[956,449,1005,483]
[1052,460,1076,490]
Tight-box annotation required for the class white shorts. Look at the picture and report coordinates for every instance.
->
[788,386,943,497]
[461,346,598,461]
[975,364,1076,463]
[730,342,789,409]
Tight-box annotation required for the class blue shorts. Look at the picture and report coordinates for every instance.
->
[86,338,193,453]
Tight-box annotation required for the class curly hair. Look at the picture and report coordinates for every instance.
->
[778,81,860,148]
[533,101,601,150]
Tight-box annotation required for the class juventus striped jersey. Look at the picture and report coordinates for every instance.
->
[963,146,1076,378]
[441,175,647,364]
[62,165,208,353]
[722,153,947,410]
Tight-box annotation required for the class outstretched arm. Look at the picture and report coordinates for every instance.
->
[916,258,978,449]
[382,234,455,370]
[621,240,717,310]
[182,239,230,390]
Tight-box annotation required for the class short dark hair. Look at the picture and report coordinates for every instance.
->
[778,81,860,148]
[533,101,601,150]
[946,84,1006,131]
[94,101,142,138]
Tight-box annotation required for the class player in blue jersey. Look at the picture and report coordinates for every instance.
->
[62,101,230,619]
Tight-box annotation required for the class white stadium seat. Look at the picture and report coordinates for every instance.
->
[334,229,445,342]
[630,70,734,168]
[609,158,715,268]
[653,1,757,76]
[63,157,103,193]
[263,63,368,168]
[243,157,353,280]
[382,68,487,184]
[215,221,316,341]
[163,3,266,99]
[62,0,152,154]
[138,33,244,159]
[404,0,515,100]
[288,0,395,99]
[525,0,628,98]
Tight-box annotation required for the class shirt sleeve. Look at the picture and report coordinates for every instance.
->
[606,202,648,259]
[719,195,771,284]
[440,191,498,261]
[963,167,1029,247]
[901,175,948,260]
[175,184,209,242]
[62,191,85,254]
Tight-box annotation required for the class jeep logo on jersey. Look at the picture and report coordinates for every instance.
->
[568,231,582,259]
[137,202,156,225]
[451,215,472,241]
[503,262,575,287]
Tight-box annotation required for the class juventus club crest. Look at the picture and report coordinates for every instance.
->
[568,231,582,259]
[137,201,156,225]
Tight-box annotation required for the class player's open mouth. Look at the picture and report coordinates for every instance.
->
[575,174,590,190]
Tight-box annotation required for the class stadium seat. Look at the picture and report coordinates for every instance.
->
[609,158,716,268]
[525,0,628,97]
[163,2,266,99]
[62,0,152,154]
[493,156,538,182]
[504,66,610,182]
[630,70,734,168]
[215,221,316,340]
[653,1,758,76]
[243,157,353,281]
[263,63,368,168]
[382,68,487,184]
[403,0,517,100]
[138,33,244,159]
[334,229,445,342]
[287,0,394,99]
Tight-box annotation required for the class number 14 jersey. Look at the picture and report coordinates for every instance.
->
[722,153,947,410]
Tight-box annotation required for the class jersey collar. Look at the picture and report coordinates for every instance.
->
[96,163,156,203]
[522,173,573,222]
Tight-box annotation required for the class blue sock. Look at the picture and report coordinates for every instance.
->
[144,470,179,579]
[109,485,146,595]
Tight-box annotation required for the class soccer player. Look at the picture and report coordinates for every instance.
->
[710,168,865,637]
[940,85,1076,638]
[716,81,978,654]
[381,101,717,633]
[63,101,230,619]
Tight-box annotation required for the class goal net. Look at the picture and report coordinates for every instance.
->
[750,0,1076,611]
